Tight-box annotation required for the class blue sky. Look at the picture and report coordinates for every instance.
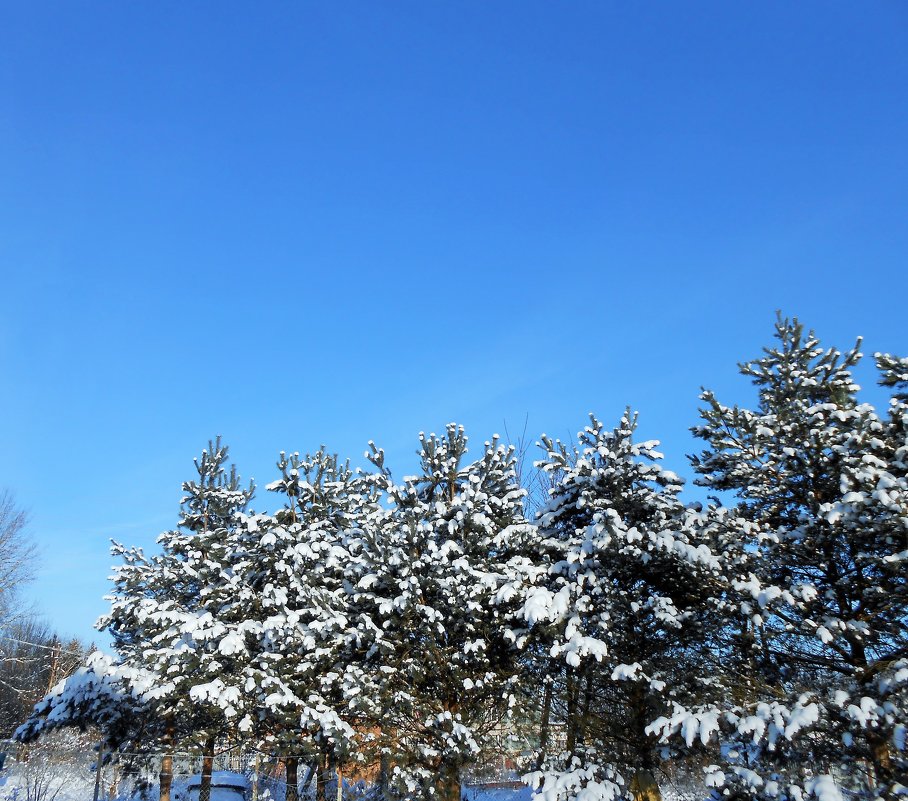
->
[1,2,906,645]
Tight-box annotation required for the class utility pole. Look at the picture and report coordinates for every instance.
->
[93,742,104,801]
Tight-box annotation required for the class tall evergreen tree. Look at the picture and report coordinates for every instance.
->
[347,425,532,801]
[649,318,908,801]
[102,543,188,801]
[101,438,253,801]
[515,411,721,801]
[229,448,369,801]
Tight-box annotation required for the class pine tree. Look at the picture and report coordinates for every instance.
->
[649,318,908,801]
[230,448,369,801]
[515,411,721,801]
[346,425,532,801]
[14,650,156,755]
[101,543,187,801]
[101,438,253,801]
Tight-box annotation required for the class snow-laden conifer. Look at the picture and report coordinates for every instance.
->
[648,318,908,801]
[228,447,371,801]
[14,651,155,753]
[346,425,532,801]
[516,411,721,801]
[100,438,253,801]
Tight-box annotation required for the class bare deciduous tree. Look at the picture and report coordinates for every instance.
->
[0,490,35,622]
[0,490,44,737]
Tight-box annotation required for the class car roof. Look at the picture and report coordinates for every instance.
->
[186,771,249,788]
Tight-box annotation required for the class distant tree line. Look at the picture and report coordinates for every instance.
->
[0,491,92,742]
[14,317,908,801]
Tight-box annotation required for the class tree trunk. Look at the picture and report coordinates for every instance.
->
[629,682,661,801]
[109,763,119,800]
[379,749,391,801]
[316,749,328,801]
[285,756,299,801]
[93,743,104,801]
[434,763,460,801]
[159,723,174,801]
[198,736,215,801]
[629,771,661,801]
[535,676,553,771]
[577,670,595,748]
[869,732,893,794]
[565,665,579,756]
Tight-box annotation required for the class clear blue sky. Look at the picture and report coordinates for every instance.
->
[1,2,906,645]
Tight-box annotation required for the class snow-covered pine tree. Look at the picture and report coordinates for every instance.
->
[229,448,368,801]
[877,353,908,403]
[346,425,533,801]
[649,318,908,801]
[101,543,187,801]
[14,650,156,755]
[869,350,908,792]
[161,438,254,801]
[513,411,721,801]
[101,438,253,801]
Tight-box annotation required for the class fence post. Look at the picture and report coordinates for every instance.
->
[251,753,259,801]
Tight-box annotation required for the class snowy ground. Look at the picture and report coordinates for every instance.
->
[0,767,212,801]
[0,760,534,801]
[0,762,97,801]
